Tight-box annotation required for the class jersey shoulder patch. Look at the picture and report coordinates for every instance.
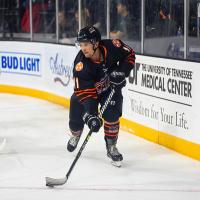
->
[75,62,84,71]
[112,39,122,48]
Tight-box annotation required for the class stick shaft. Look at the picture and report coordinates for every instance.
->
[46,88,115,186]
[66,129,93,179]
[66,89,115,180]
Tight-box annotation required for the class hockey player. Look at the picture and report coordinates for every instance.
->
[67,26,135,166]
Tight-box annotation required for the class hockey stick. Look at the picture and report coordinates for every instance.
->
[46,88,115,187]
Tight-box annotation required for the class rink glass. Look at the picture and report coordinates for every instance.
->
[0,0,199,61]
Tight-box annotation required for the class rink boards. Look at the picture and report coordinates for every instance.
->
[0,41,200,161]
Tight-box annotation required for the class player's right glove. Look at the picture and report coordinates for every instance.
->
[83,112,103,132]
[109,71,126,90]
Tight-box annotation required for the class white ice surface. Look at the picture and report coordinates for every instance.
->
[1,94,200,200]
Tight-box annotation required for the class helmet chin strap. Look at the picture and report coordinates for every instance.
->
[91,42,98,57]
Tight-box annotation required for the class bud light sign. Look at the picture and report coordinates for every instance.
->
[0,52,41,76]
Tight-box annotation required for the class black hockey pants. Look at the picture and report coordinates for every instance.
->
[69,89,123,141]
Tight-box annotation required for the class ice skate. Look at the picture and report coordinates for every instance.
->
[67,129,83,152]
[105,138,123,167]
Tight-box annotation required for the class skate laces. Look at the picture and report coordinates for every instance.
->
[109,145,120,156]
[69,135,80,146]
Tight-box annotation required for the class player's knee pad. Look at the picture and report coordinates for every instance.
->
[104,120,119,140]
[103,108,121,122]
[102,98,123,121]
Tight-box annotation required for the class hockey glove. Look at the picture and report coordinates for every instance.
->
[109,71,126,90]
[83,113,103,132]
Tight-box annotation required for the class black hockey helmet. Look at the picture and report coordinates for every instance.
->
[76,26,101,44]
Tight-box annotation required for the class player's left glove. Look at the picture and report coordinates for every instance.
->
[83,113,103,132]
[109,71,126,90]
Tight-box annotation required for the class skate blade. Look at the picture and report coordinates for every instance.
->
[111,160,122,168]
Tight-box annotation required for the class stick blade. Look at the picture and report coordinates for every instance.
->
[45,177,67,187]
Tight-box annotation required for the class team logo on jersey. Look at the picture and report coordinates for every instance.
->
[112,39,121,48]
[75,62,83,71]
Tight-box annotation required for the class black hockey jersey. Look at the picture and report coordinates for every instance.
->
[73,39,135,111]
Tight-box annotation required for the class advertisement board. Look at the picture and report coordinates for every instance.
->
[0,41,78,98]
[1,41,200,158]
[124,55,200,144]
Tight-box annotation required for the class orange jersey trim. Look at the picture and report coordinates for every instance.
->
[79,94,98,103]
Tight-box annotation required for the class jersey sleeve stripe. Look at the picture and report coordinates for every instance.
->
[127,60,135,65]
